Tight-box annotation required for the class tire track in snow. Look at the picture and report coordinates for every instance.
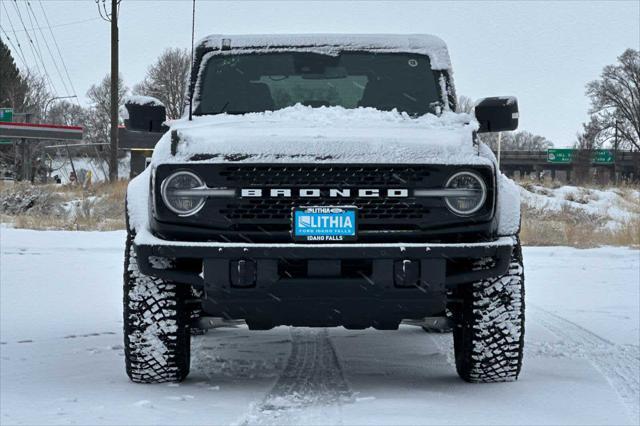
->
[239,328,353,425]
[530,306,639,425]
[430,305,639,425]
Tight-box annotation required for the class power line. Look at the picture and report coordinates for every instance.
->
[7,0,43,77]
[1,26,26,68]
[95,0,121,23]
[37,1,81,107]
[18,0,59,96]
[10,0,57,96]
[3,17,100,33]
[0,25,28,68]
[25,0,71,97]
[1,2,29,66]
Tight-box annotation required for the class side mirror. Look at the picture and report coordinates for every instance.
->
[124,96,167,132]
[475,97,519,133]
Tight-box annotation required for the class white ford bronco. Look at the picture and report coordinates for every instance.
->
[123,34,524,384]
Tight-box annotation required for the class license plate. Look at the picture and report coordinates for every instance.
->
[293,206,357,242]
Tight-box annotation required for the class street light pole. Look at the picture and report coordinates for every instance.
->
[44,95,78,120]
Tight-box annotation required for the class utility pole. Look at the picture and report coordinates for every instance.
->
[97,0,120,182]
[613,119,619,184]
[109,0,119,182]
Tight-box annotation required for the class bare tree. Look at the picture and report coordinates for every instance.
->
[574,119,603,151]
[133,48,190,119]
[85,74,127,160]
[480,131,553,152]
[47,100,86,126]
[572,119,602,183]
[456,95,475,114]
[3,70,50,122]
[507,131,554,151]
[586,48,640,151]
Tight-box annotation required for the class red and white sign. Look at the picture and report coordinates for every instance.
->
[0,122,83,141]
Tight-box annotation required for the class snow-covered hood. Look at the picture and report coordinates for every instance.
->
[151,106,493,166]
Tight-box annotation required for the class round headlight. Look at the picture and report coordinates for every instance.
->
[160,171,206,216]
[444,171,487,216]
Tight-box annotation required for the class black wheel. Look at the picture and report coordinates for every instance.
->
[453,241,525,383]
[123,226,191,383]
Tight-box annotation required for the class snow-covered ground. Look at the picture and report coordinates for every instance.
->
[520,184,640,230]
[1,228,638,425]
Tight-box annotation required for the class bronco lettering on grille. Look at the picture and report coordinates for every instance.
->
[240,189,409,198]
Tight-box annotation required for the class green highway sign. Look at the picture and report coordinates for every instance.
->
[593,149,614,164]
[0,108,13,122]
[0,108,12,144]
[547,148,615,164]
[547,148,573,163]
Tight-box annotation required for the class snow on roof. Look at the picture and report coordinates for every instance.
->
[198,34,452,70]
[124,95,165,107]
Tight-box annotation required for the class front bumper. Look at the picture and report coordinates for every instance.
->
[134,229,515,326]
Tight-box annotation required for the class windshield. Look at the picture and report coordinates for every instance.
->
[195,52,443,116]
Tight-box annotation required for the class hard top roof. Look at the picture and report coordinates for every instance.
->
[197,34,452,70]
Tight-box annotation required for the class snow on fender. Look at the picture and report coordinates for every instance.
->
[496,172,521,236]
[477,141,521,236]
[126,167,151,233]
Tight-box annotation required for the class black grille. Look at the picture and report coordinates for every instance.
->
[217,165,431,186]
[212,165,438,231]
[220,198,429,221]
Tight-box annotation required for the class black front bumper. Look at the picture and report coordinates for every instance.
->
[135,233,514,327]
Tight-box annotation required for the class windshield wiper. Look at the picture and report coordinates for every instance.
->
[218,101,230,114]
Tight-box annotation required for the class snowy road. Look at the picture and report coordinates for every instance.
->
[1,229,638,425]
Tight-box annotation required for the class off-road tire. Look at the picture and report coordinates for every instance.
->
[123,227,191,383]
[453,240,525,383]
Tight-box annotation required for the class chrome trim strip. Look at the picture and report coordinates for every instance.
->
[169,187,480,198]
[168,187,236,197]
[413,188,481,197]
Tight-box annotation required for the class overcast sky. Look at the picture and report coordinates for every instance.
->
[2,0,639,146]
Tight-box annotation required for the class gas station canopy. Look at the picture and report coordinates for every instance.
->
[0,121,83,141]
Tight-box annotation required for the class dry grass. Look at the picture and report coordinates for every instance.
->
[520,204,640,248]
[517,178,640,247]
[1,180,127,231]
